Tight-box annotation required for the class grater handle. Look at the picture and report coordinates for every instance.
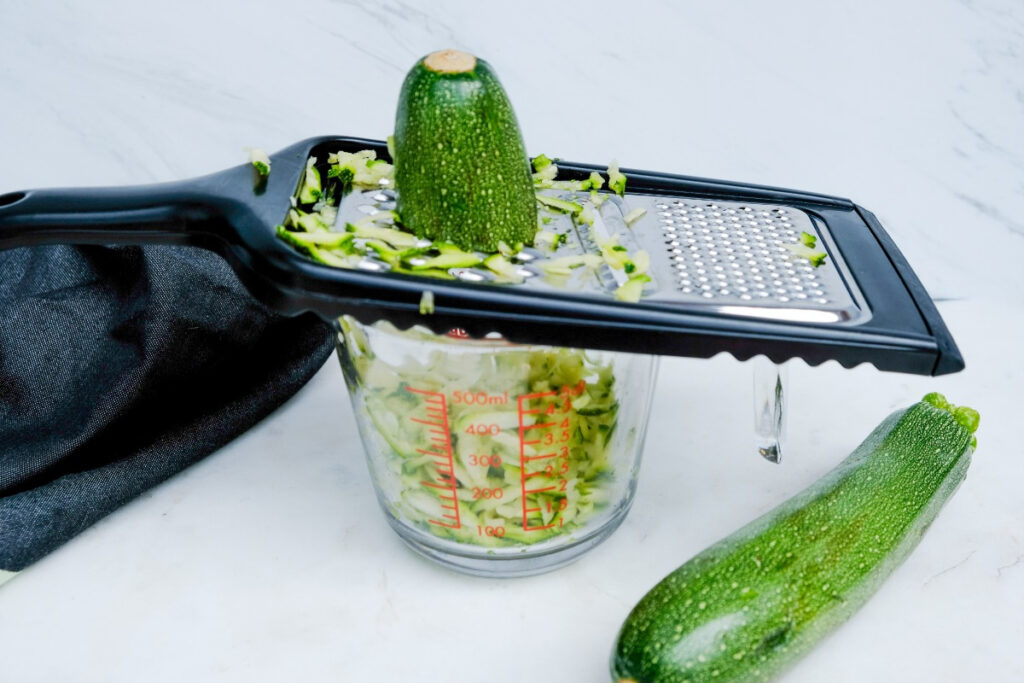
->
[753,357,787,464]
[0,183,224,251]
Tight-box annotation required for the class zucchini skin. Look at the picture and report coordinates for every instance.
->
[611,401,973,683]
[393,54,536,252]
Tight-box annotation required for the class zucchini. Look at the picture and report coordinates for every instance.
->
[611,394,979,683]
[393,49,537,252]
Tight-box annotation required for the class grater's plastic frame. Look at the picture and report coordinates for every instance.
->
[0,135,964,376]
[309,139,961,376]
[548,156,965,375]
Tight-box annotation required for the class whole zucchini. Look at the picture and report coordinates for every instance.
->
[393,49,537,252]
[611,394,979,682]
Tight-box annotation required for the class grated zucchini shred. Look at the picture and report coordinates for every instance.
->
[276,147,652,302]
[249,148,271,177]
[346,327,623,547]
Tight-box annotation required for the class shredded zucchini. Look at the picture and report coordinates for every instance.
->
[536,194,583,216]
[328,150,395,188]
[536,254,602,275]
[577,203,597,227]
[483,254,525,283]
[346,328,623,547]
[623,207,646,227]
[419,291,435,315]
[249,148,271,177]
[607,160,627,196]
[297,157,322,204]
[783,242,828,267]
[277,147,650,301]
[614,274,651,302]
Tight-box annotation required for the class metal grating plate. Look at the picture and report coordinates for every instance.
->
[626,195,867,323]
[333,188,868,325]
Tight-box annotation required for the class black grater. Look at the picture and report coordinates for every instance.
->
[0,136,963,377]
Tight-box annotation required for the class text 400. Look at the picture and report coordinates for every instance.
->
[465,423,500,436]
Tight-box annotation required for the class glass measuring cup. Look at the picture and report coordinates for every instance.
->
[336,317,658,577]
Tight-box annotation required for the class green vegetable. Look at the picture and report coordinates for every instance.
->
[614,274,650,303]
[276,224,353,250]
[345,220,420,249]
[608,160,627,196]
[578,203,598,227]
[537,194,583,216]
[287,209,331,233]
[799,231,817,248]
[532,157,606,192]
[631,250,651,274]
[483,253,524,283]
[393,49,537,251]
[297,157,322,204]
[623,208,646,227]
[328,150,394,189]
[611,394,979,683]
[304,247,351,268]
[537,254,602,275]
[599,237,630,270]
[783,242,827,268]
[342,324,622,547]
[419,291,435,315]
[406,244,482,270]
[273,129,653,300]
[249,148,271,177]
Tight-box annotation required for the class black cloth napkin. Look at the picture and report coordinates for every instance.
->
[0,244,335,574]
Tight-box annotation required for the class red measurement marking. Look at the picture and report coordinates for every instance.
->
[406,387,460,529]
[406,387,444,401]
[518,391,568,532]
[524,452,558,462]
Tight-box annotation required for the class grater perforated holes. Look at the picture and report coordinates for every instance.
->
[656,200,836,305]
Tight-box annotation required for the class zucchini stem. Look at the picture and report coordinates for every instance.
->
[423,49,476,73]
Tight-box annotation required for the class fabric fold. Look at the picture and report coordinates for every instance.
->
[0,244,335,572]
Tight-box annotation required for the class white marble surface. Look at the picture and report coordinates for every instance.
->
[1,0,1022,680]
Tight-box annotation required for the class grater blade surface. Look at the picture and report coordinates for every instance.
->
[335,188,867,326]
